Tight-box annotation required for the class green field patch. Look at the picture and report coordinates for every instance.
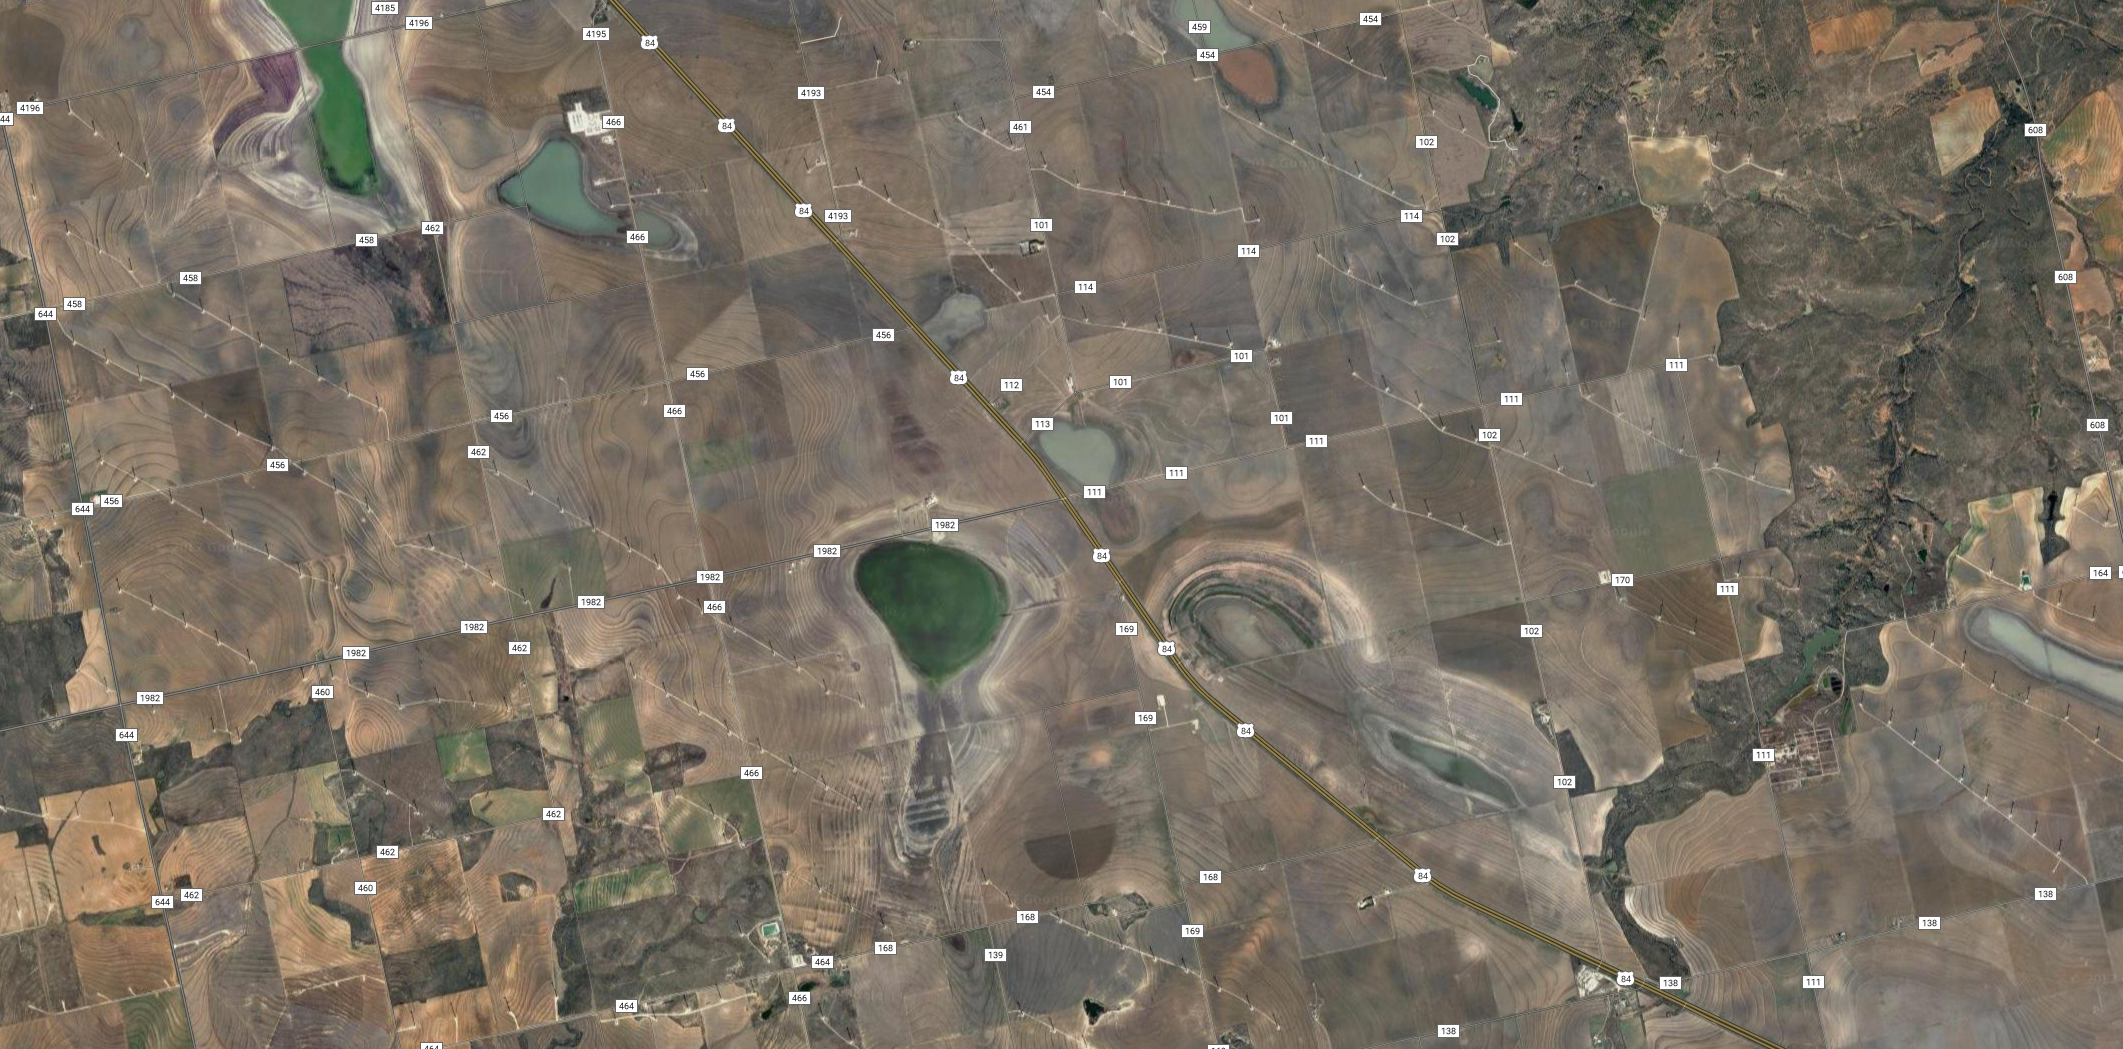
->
[686,436,754,477]
[312,822,355,865]
[435,729,492,782]
[658,776,762,853]
[502,528,608,616]
[855,541,1007,680]
[123,987,192,1049]
[1601,465,1718,576]
[581,695,645,769]
[589,756,652,797]
[471,788,550,826]
[573,861,676,913]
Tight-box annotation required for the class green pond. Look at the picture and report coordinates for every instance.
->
[1036,419,1119,487]
[264,0,377,195]
[1388,730,1518,808]
[499,138,677,247]
[1170,0,1257,48]
[855,541,1006,680]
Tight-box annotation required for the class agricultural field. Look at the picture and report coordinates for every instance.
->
[5,2,2123,1049]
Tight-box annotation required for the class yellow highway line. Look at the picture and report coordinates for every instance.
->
[602,4,1788,1044]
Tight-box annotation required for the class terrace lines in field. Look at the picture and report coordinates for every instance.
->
[597,3,1789,1045]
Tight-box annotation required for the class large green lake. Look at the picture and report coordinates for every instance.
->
[855,541,1005,680]
[264,0,377,195]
